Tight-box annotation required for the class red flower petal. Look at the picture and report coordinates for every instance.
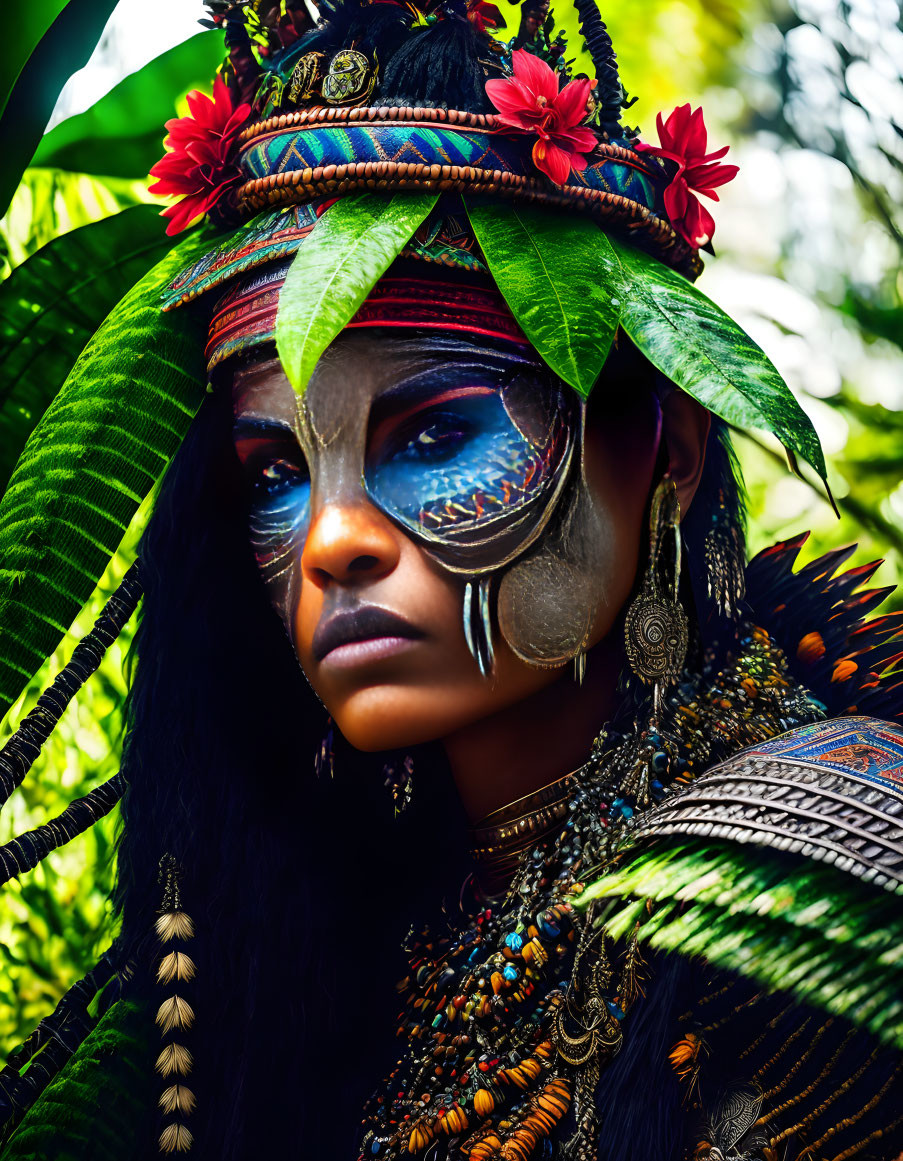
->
[532,138,571,184]
[552,76,591,128]
[679,195,715,248]
[685,161,739,193]
[485,77,542,121]
[511,48,558,104]
[550,124,597,153]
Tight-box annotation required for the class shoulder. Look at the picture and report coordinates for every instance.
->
[632,715,903,894]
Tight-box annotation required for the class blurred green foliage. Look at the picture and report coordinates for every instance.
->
[0,0,900,1059]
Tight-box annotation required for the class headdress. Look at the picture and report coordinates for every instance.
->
[0,0,832,724]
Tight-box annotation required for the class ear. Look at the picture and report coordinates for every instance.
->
[661,391,711,519]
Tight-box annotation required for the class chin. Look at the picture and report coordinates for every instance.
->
[328,684,484,751]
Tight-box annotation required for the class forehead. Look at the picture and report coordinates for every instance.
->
[230,330,541,434]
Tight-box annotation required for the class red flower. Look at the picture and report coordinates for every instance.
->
[635,103,739,250]
[149,77,251,236]
[485,50,596,185]
[467,0,503,32]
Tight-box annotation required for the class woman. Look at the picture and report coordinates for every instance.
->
[0,1,901,1158]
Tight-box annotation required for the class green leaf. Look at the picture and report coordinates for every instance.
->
[0,225,223,719]
[275,192,439,394]
[33,32,225,179]
[464,201,620,399]
[608,236,828,483]
[0,205,175,492]
[0,0,119,219]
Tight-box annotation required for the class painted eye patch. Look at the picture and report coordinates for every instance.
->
[364,376,573,558]
[234,418,311,584]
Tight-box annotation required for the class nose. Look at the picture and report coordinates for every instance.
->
[301,500,402,587]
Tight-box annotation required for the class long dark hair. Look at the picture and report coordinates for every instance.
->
[114,383,471,1159]
[113,344,745,1160]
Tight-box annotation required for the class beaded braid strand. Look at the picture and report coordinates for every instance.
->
[155,856,197,1154]
[0,563,142,809]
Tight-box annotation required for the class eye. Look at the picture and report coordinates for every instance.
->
[255,457,308,497]
[385,410,475,464]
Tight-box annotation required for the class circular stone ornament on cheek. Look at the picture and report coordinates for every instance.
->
[497,551,595,667]
[496,478,614,667]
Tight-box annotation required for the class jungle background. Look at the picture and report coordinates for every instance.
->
[0,0,900,1054]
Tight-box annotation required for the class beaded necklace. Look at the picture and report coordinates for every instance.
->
[359,626,819,1161]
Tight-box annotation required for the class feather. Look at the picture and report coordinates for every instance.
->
[155,911,195,942]
[155,1043,193,1077]
[158,1084,197,1116]
[746,538,903,722]
[156,952,197,985]
[155,996,195,1035]
[158,1122,194,1153]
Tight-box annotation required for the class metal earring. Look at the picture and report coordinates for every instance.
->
[705,485,746,619]
[383,754,414,815]
[624,475,689,718]
[314,716,335,779]
[463,577,495,678]
[573,651,587,685]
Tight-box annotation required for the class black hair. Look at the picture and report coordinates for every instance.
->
[113,338,747,1159]
[114,385,471,1159]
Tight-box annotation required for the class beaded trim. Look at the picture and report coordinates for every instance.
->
[239,165,699,277]
[236,108,702,278]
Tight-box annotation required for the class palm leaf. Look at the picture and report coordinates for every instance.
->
[608,236,827,485]
[275,192,438,394]
[465,201,619,398]
[33,32,225,180]
[0,205,175,491]
[0,225,222,720]
[0,0,118,219]
[579,839,903,1049]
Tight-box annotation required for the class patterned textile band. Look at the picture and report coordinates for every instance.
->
[236,106,701,278]
[205,262,527,371]
[632,715,903,894]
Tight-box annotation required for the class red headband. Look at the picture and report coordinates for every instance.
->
[206,262,528,372]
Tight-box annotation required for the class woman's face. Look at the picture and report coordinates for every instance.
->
[231,330,669,751]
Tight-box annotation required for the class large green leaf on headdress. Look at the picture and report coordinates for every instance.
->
[464,202,827,485]
[465,201,620,399]
[275,191,439,395]
[0,226,223,721]
[0,205,176,493]
[607,236,828,486]
[0,0,119,219]
[32,32,225,180]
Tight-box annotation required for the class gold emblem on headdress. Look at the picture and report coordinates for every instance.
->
[287,52,325,104]
[321,48,377,106]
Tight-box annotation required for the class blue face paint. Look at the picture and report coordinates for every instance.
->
[365,378,573,558]
[234,342,578,583]
[234,419,311,585]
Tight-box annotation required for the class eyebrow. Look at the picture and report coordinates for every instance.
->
[232,416,297,442]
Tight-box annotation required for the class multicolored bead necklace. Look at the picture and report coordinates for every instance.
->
[358,626,820,1161]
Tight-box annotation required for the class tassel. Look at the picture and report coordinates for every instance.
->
[154,855,197,1153]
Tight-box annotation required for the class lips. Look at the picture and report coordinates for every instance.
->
[312,605,425,662]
